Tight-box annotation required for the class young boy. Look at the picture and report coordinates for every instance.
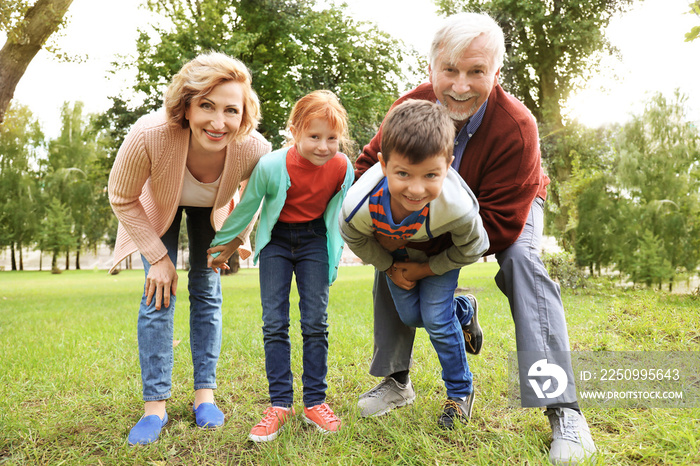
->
[339,99,489,428]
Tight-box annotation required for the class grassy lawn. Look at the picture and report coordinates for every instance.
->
[1,263,699,465]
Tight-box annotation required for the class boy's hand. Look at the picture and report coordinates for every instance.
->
[206,238,243,273]
[397,261,435,282]
[374,231,408,252]
[385,263,416,290]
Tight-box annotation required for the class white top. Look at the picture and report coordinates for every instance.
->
[179,167,220,207]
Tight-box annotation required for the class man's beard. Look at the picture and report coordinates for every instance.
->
[443,91,479,122]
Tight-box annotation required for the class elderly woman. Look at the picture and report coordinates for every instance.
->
[108,52,271,445]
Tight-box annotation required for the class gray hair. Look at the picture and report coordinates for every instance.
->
[429,12,505,71]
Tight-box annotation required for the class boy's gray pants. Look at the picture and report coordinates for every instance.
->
[368,197,578,406]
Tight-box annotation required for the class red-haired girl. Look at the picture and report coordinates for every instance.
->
[207,90,353,442]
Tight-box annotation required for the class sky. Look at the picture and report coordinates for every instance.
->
[6,0,700,138]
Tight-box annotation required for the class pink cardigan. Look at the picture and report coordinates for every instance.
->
[108,112,271,273]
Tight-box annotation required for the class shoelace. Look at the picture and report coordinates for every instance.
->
[312,404,339,423]
[367,380,393,398]
[464,332,473,344]
[442,399,462,415]
[553,410,581,443]
[255,408,285,429]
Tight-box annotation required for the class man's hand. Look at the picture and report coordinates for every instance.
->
[374,231,408,252]
[146,257,178,310]
[385,262,416,290]
[398,261,435,282]
[206,238,243,273]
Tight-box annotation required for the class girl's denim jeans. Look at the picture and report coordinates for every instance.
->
[259,219,330,408]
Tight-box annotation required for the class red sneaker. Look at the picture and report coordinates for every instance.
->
[303,403,341,433]
[248,406,295,443]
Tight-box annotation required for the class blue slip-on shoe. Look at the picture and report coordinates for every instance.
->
[193,402,225,429]
[128,411,168,446]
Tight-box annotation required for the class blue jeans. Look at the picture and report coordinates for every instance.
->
[259,219,330,408]
[385,268,474,398]
[138,206,222,401]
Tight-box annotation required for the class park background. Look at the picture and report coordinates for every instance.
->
[2,0,700,464]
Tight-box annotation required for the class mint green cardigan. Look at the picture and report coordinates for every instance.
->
[210,146,354,285]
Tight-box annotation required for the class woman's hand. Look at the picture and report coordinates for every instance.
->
[207,238,243,273]
[146,257,178,310]
[385,262,416,290]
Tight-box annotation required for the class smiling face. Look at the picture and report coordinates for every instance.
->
[185,80,244,155]
[429,34,500,127]
[291,118,340,167]
[379,151,453,222]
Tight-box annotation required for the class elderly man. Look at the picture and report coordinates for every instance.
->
[354,11,596,465]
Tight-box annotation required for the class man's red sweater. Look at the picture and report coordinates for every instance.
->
[355,83,549,256]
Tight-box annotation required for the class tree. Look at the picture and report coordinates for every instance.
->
[573,91,700,289]
[0,0,74,125]
[540,122,617,250]
[45,102,109,270]
[112,0,418,150]
[552,126,621,274]
[613,91,700,289]
[0,103,44,270]
[39,197,73,272]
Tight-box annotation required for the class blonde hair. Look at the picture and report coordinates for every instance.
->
[164,52,261,141]
[286,90,350,152]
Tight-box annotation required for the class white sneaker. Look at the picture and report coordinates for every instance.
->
[357,376,416,417]
[545,407,597,465]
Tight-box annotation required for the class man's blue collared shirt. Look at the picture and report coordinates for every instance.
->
[436,99,488,170]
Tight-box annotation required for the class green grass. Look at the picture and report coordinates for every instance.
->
[1,264,699,465]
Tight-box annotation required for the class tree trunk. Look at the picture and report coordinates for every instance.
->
[10,243,17,271]
[18,242,24,270]
[65,250,69,270]
[0,0,75,124]
[75,247,80,270]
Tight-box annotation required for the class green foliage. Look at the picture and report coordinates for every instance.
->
[542,250,587,290]
[39,198,74,270]
[627,230,675,289]
[44,102,113,269]
[0,103,45,269]
[572,91,700,288]
[541,122,617,251]
[116,0,419,151]
[571,172,620,275]
[0,0,31,33]
[687,1,700,42]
